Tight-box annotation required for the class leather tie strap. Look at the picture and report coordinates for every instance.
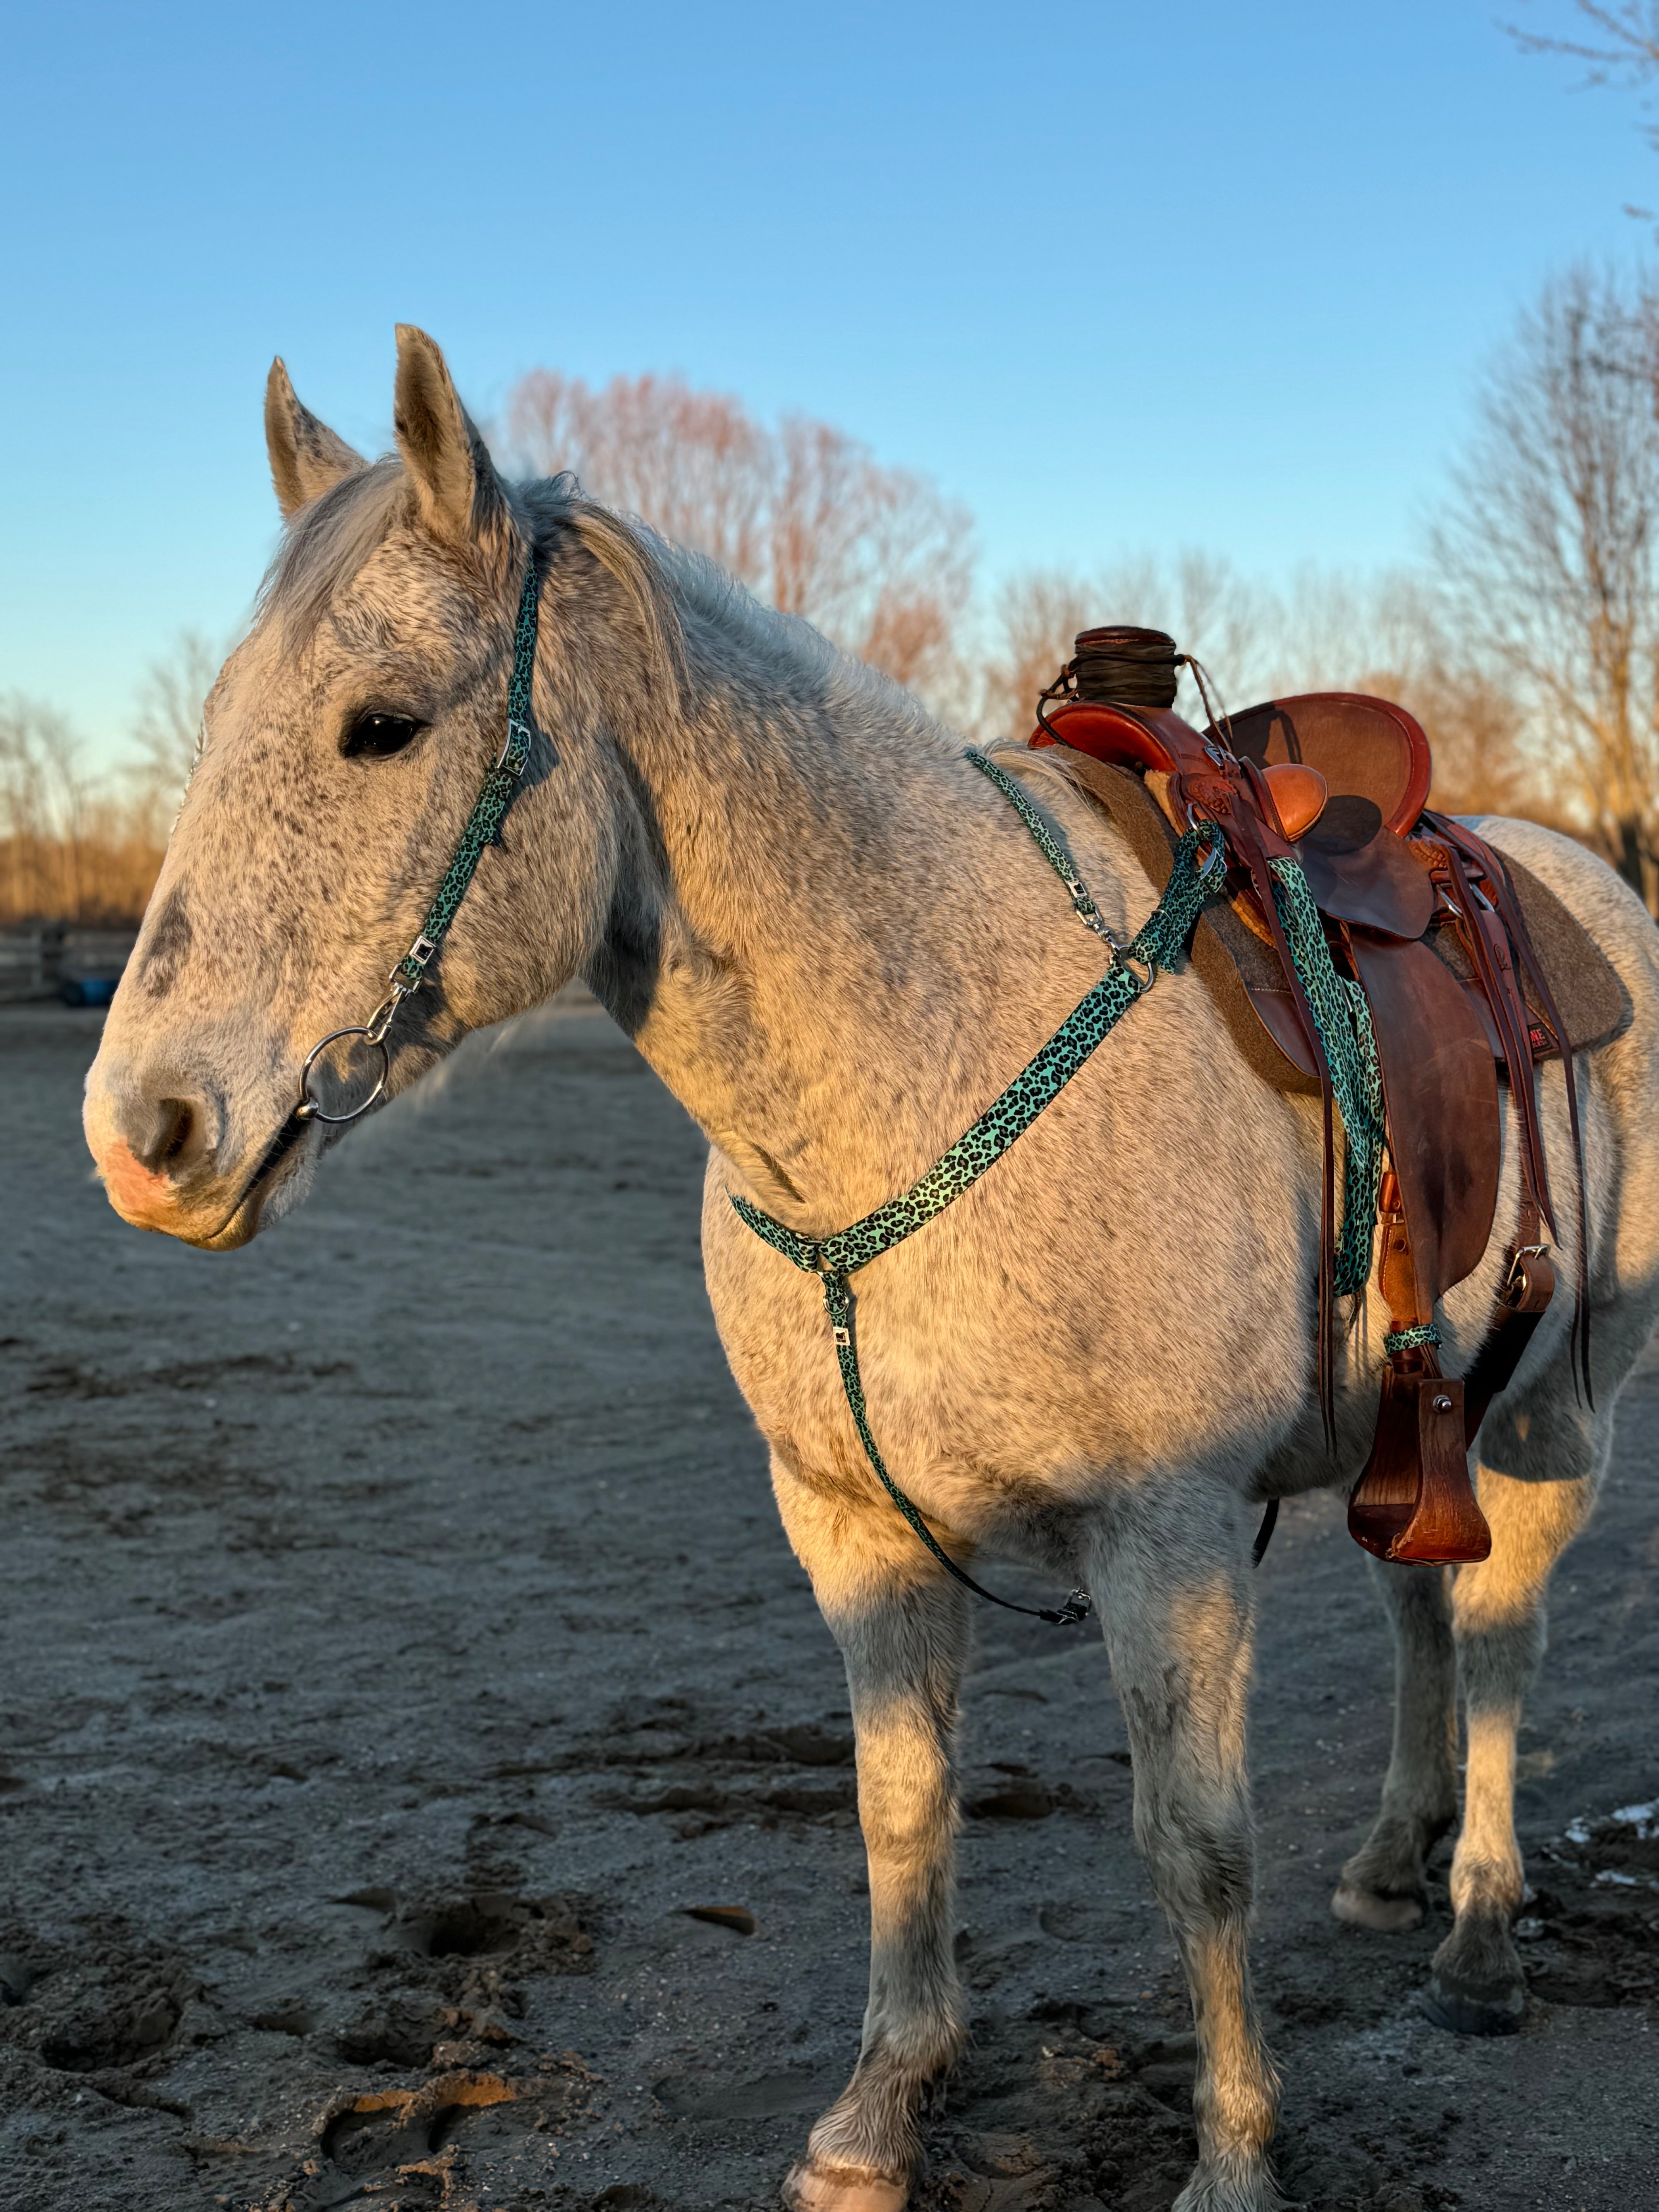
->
[1423,813,1592,1406]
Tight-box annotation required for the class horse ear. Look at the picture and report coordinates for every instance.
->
[392,325,508,546]
[264,359,367,520]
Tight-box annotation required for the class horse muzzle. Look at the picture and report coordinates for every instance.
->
[83,1057,309,1249]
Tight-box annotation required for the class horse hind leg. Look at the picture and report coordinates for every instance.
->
[769,1453,970,2212]
[1088,1493,1284,2212]
[1332,1559,1458,1932]
[1422,1389,1603,2036]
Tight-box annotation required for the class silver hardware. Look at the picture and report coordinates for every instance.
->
[1113,948,1154,991]
[1502,1243,1550,1304]
[495,716,535,775]
[832,1325,851,1347]
[295,1025,391,1124]
[1432,1393,1453,1413]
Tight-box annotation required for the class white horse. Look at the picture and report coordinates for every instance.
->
[83,328,1659,2212]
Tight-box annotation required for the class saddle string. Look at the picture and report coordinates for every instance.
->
[1173,650,1238,760]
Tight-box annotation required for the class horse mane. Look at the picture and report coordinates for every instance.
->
[260,459,950,759]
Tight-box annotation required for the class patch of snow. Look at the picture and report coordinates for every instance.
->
[1562,1803,1656,1847]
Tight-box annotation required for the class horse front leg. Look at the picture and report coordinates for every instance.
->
[1332,1559,1458,1932]
[770,1451,970,2212]
[1086,1493,1283,2212]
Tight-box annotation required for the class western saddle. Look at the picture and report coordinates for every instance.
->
[1014,628,1627,1568]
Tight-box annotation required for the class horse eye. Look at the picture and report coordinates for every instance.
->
[342,712,424,760]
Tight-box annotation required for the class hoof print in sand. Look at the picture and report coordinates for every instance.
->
[590,1710,858,1836]
[335,1889,595,2072]
[309,2072,524,2209]
[918,2013,1194,2212]
[0,1923,199,2079]
[386,1887,594,1975]
[337,1993,457,2069]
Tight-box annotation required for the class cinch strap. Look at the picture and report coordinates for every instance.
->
[732,752,1226,1626]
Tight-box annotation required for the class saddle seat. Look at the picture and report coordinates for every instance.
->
[1020,677,1623,1569]
[1037,690,1432,838]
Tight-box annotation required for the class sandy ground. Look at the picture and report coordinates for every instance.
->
[0,995,1654,2212]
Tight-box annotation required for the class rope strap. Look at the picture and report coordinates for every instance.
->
[733,772,1226,1626]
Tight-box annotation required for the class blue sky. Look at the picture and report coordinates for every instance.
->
[2,0,1652,763]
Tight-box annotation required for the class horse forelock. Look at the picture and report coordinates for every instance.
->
[258,459,411,647]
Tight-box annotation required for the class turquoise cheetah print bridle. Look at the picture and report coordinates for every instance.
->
[292,556,547,1125]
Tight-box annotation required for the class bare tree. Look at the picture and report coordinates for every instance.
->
[1508,5,1659,223]
[1432,265,1659,900]
[974,569,1104,743]
[0,697,88,917]
[1508,4,1659,92]
[499,370,972,699]
[0,698,163,923]
[131,629,216,815]
[972,555,1535,817]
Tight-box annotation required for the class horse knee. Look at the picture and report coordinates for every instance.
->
[1135,1800,1256,1930]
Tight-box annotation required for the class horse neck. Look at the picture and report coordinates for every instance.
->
[596,613,1106,1228]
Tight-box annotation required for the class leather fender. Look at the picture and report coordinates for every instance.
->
[1348,929,1500,1301]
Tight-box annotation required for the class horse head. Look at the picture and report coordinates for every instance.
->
[83,327,672,1248]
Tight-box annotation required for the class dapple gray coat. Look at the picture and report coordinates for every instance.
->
[83,328,1659,2212]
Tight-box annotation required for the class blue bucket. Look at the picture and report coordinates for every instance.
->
[61,976,120,1009]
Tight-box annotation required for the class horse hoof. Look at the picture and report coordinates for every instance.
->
[783,2158,909,2212]
[1330,1881,1424,1933]
[1420,1973,1524,2036]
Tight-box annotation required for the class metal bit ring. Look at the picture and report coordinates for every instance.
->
[295,1026,391,1124]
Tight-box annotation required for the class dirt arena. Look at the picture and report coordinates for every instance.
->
[0,996,1654,2212]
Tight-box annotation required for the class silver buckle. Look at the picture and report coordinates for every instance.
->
[495,716,534,775]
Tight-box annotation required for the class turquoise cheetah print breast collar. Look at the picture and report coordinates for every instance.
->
[732,752,1226,1627]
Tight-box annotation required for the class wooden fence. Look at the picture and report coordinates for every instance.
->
[0,924,138,1004]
